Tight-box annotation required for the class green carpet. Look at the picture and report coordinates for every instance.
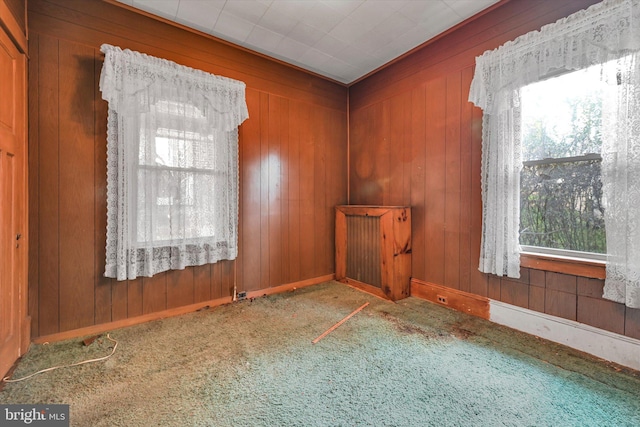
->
[2,281,639,426]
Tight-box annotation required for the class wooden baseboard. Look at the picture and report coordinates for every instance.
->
[33,296,233,344]
[245,274,335,299]
[338,277,391,301]
[33,275,335,344]
[410,279,490,320]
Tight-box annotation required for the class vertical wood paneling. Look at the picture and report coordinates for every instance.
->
[577,296,625,335]
[380,101,391,205]
[167,268,193,309]
[27,34,40,337]
[57,40,95,332]
[348,107,365,204]
[192,264,211,303]
[142,273,167,314]
[458,67,474,293]
[410,85,426,281]
[313,106,327,277]
[326,108,347,273]
[268,95,283,287]
[259,92,270,291]
[388,94,405,207]
[37,35,59,336]
[350,103,384,205]
[401,92,412,206]
[380,92,412,206]
[288,100,301,283]
[625,308,640,340]
[240,88,262,292]
[424,77,446,285]
[28,0,346,337]
[299,102,316,277]
[126,279,143,318]
[501,279,529,308]
[488,275,501,300]
[208,261,222,301]
[201,263,215,300]
[110,280,127,322]
[279,98,290,285]
[222,260,234,299]
[444,72,461,289]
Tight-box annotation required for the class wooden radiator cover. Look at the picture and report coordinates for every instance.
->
[335,206,411,301]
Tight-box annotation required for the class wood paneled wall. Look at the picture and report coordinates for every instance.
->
[27,0,347,338]
[348,0,640,340]
[486,268,640,338]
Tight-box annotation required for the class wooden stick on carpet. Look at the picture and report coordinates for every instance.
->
[312,302,370,344]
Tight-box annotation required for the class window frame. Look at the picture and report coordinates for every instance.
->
[520,251,605,279]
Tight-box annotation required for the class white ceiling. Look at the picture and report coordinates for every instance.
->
[115,0,500,84]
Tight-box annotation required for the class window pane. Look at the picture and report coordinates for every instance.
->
[521,67,606,161]
[154,130,218,170]
[135,99,229,245]
[520,157,605,253]
[520,66,612,254]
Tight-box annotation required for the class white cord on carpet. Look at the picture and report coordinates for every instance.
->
[1,334,118,383]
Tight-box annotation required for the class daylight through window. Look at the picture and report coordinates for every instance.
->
[137,100,226,245]
[519,64,617,259]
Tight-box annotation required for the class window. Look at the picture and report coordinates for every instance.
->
[100,44,248,281]
[137,100,226,246]
[469,0,640,307]
[519,65,615,260]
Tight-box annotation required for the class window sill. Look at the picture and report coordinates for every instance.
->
[520,251,606,279]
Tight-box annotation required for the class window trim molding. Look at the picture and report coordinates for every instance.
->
[520,245,606,262]
[522,153,602,167]
[520,251,605,279]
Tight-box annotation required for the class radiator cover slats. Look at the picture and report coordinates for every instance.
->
[336,206,411,301]
[346,215,382,287]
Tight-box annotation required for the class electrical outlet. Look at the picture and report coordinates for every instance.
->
[237,291,247,300]
[436,295,448,305]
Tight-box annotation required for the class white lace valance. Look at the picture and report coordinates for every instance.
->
[100,44,248,132]
[469,0,640,115]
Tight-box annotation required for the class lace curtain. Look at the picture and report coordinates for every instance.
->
[469,0,640,307]
[99,44,249,281]
[601,53,640,308]
[478,107,522,278]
